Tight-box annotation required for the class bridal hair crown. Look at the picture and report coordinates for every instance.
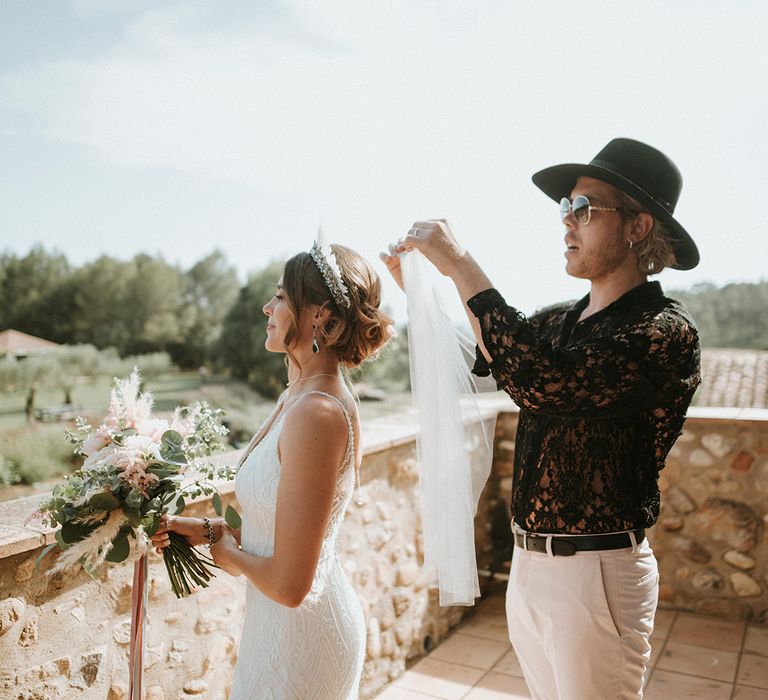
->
[309,229,351,309]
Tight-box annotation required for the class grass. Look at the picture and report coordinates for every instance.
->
[0,371,414,502]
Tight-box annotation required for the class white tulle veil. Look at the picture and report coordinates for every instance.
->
[401,250,495,606]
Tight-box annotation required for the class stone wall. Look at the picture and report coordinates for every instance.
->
[1,404,766,700]
[651,410,768,620]
[0,409,500,700]
[484,407,768,622]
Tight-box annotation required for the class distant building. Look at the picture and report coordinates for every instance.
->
[0,329,60,359]
[696,348,768,409]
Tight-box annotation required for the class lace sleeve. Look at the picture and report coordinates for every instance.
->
[467,288,700,418]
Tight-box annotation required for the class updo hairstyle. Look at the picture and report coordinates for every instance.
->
[281,245,394,368]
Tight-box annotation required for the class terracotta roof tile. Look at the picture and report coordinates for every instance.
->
[695,348,768,409]
[0,329,60,355]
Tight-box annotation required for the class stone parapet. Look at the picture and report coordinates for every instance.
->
[0,398,505,700]
[651,410,768,620]
[0,399,766,699]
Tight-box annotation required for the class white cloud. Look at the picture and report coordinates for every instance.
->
[1,1,767,320]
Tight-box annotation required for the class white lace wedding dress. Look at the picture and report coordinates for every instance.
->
[228,391,366,699]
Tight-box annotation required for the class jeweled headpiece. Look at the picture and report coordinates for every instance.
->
[309,228,351,309]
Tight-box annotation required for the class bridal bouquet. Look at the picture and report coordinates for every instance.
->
[32,369,238,597]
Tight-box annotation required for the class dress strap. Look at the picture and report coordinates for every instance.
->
[297,390,357,485]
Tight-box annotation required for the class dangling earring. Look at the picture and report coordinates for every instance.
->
[312,324,319,354]
[628,240,634,249]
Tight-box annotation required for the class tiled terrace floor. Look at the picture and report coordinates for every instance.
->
[376,580,768,699]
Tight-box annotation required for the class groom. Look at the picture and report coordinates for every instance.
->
[383,138,701,699]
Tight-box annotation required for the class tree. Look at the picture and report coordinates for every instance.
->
[216,262,286,398]
[0,246,71,339]
[669,281,768,349]
[175,251,240,367]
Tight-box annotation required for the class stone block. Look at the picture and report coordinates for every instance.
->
[18,613,38,648]
[112,619,131,645]
[392,593,411,617]
[183,679,208,695]
[395,563,419,587]
[69,649,103,689]
[0,597,25,637]
[203,634,235,673]
[691,567,724,590]
[15,558,35,583]
[112,583,133,614]
[195,612,228,634]
[661,516,684,531]
[665,486,696,514]
[690,448,714,467]
[17,657,71,686]
[716,480,742,495]
[701,432,735,458]
[669,536,711,563]
[145,686,164,700]
[366,617,381,659]
[381,629,397,659]
[723,550,756,570]
[690,497,760,552]
[732,450,755,472]
[730,572,762,597]
[108,682,128,700]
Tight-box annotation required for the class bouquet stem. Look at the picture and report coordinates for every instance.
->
[162,531,218,598]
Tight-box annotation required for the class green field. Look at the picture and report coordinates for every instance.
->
[0,371,413,501]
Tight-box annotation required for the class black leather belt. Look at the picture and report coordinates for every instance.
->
[513,529,645,557]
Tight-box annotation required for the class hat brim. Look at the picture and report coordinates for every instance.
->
[532,163,699,270]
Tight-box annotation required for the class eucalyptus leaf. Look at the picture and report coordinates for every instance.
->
[125,489,143,510]
[88,492,120,511]
[104,531,130,563]
[212,492,222,516]
[61,521,94,544]
[173,495,186,515]
[35,543,58,573]
[143,514,160,536]
[224,504,241,530]
[55,528,69,550]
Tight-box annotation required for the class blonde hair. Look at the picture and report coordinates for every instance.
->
[616,190,677,275]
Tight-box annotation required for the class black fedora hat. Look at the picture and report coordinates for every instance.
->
[532,138,699,270]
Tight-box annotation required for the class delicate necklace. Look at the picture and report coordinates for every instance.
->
[286,372,341,388]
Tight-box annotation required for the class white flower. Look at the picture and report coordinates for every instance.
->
[135,418,169,443]
[122,434,163,461]
[81,435,108,457]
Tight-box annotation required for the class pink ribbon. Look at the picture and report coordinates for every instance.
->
[129,555,148,700]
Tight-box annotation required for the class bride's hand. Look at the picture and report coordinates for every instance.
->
[379,242,405,292]
[210,525,242,577]
[150,515,205,553]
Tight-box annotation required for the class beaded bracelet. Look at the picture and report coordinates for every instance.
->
[202,517,215,548]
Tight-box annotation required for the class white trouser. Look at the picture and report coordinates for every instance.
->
[505,529,659,700]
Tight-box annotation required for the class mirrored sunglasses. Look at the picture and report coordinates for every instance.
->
[559,195,628,225]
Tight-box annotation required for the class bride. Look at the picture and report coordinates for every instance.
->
[151,238,393,698]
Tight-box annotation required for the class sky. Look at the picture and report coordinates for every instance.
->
[0,0,766,323]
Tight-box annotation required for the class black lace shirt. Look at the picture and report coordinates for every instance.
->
[468,281,701,534]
